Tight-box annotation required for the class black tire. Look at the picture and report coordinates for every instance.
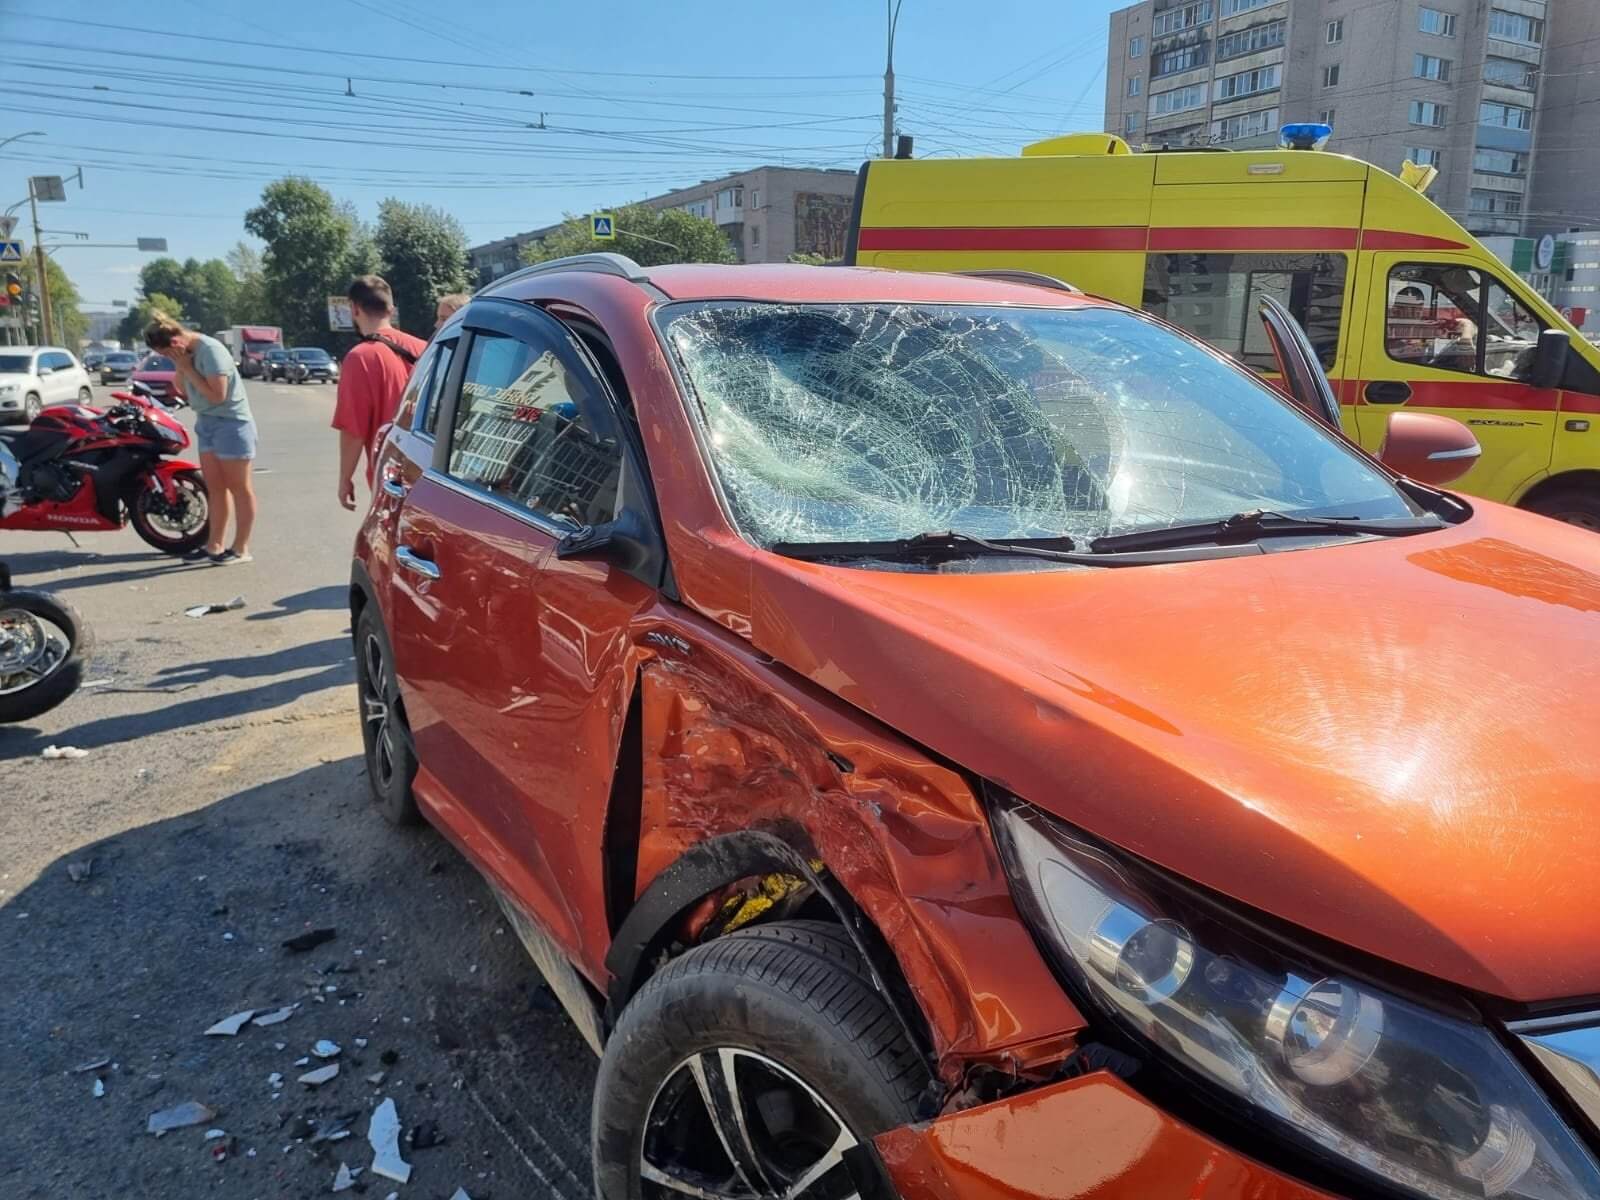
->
[594,920,929,1200]
[0,588,93,724]
[354,605,420,825]
[23,392,41,421]
[128,469,210,555]
[1524,485,1600,533]
[77,386,92,403]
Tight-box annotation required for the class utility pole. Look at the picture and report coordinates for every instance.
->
[28,177,53,346]
[883,0,904,158]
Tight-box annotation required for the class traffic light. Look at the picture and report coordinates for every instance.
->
[2,273,19,307]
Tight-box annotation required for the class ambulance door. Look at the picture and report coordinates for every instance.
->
[1353,255,1557,503]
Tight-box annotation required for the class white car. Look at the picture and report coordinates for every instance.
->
[0,346,94,424]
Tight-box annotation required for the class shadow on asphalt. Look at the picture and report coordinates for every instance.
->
[0,640,354,754]
[0,756,595,1199]
[2,547,185,590]
[245,586,349,622]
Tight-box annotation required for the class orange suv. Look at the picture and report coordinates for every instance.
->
[352,255,1600,1200]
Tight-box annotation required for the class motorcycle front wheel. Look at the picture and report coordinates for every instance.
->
[0,587,92,723]
[129,469,210,555]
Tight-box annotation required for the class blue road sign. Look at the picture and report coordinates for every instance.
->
[591,213,615,241]
[0,241,23,264]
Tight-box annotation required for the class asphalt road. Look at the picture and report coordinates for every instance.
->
[0,381,595,1199]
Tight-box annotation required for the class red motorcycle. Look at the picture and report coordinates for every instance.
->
[0,381,209,555]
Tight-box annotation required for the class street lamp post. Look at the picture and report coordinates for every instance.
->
[883,0,904,159]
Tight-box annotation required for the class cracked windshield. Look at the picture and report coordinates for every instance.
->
[664,302,1411,548]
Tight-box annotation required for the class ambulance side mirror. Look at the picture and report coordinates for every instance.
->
[1379,411,1481,486]
[1531,329,1569,390]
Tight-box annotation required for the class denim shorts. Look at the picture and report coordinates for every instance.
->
[195,414,258,461]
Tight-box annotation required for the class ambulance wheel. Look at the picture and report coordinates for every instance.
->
[1525,485,1600,533]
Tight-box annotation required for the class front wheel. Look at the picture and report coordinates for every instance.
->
[1525,485,1600,532]
[0,587,93,723]
[128,469,209,554]
[77,386,92,403]
[23,392,41,422]
[594,921,929,1200]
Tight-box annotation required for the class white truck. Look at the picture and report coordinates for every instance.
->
[213,325,283,379]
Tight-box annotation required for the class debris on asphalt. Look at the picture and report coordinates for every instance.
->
[299,1063,340,1087]
[367,1097,412,1184]
[204,1129,227,1140]
[252,1004,297,1027]
[353,1037,368,1049]
[312,1039,341,1059]
[408,1119,444,1150]
[146,1100,217,1135]
[41,745,90,760]
[66,859,93,883]
[449,1189,472,1200]
[184,596,246,618]
[210,1135,236,1162]
[267,1072,283,1089]
[204,1009,256,1036]
[365,1071,385,1086]
[92,1078,105,1098]
[293,1056,310,1067]
[282,927,337,954]
[309,1115,355,1145]
[81,677,112,688]
[73,1056,111,1073]
[331,1162,361,1192]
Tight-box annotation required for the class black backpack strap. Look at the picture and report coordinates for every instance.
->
[363,332,419,366]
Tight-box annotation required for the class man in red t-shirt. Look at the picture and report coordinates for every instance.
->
[332,274,429,509]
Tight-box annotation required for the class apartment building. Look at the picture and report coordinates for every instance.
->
[1105,0,1551,237]
[467,166,859,286]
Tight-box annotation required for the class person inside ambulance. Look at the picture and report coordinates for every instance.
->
[1431,315,1480,373]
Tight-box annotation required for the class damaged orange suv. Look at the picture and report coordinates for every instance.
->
[352,255,1600,1200]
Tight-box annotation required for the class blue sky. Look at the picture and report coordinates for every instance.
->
[0,1,1120,311]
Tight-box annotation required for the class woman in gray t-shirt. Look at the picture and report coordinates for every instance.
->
[144,316,258,565]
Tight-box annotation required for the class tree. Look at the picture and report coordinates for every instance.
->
[225,242,271,324]
[19,256,87,348]
[787,251,830,266]
[137,256,239,333]
[244,177,366,347]
[375,199,470,337]
[521,204,735,269]
[117,292,184,346]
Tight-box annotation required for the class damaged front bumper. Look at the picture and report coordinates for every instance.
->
[875,1071,1339,1200]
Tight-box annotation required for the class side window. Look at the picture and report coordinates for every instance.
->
[447,329,621,527]
[1143,252,1347,370]
[1383,264,1542,380]
[392,343,438,434]
[419,340,455,437]
[44,351,70,371]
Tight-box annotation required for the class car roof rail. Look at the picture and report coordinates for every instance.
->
[478,252,652,294]
[954,269,1082,295]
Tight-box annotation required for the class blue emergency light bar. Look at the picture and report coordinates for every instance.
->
[1280,123,1333,151]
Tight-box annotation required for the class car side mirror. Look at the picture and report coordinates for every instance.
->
[1379,411,1481,486]
[1531,328,1570,390]
[36,365,53,375]
[554,506,653,572]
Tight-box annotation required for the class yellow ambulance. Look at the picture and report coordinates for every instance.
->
[846,130,1600,527]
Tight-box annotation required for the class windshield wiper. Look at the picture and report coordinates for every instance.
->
[770,529,1080,565]
[1089,509,1441,554]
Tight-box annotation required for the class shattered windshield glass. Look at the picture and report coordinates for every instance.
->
[661,302,1411,549]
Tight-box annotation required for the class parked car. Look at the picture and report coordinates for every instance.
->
[130,353,179,405]
[0,347,94,423]
[82,350,107,372]
[353,256,1600,1200]
[98,350,139,385]
[262,347,293,382]
[288,346,338,384]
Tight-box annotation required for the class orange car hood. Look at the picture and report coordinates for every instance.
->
[747,507,1600,1002]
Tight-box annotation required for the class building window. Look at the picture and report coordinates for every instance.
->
[1406,145,1443,167]
[1219,0,1274,15]
[1154,44,1208,76]
[1322,64,1341,88]
[1128,75,1142,97]
[1418,7,1456,36]
[1483,57,1534,88]
[1474,147,1525,174]
[1125,111,1142,135]
[1320,108,1336,125]
[1410,100,1447,127]
[1488,9,1543,44]
[1413,53,1451,81]
[1144,251,1347,370]
[1152,1,1212,37]
[1151,83,1208,116]
[750,189,761,209]
[1129,35,1144,57]
[1216,19,1284,59]
[1325,18,1343,43]
[1469,189,1522,215]
[1479,100,1533,130]
[1210,106,1280,144]
[717,187,744,208]
[1215,64,1281,102]
[751,225,760,248]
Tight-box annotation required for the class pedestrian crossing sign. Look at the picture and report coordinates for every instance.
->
[0,241,23,264]
[591,213,615,241]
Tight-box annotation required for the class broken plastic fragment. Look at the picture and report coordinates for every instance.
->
[353,1037,368,1049]
[147,1100,216,1135]
[92,1079,105,1098]
[331,1162,357,1192]
[252,1005,296,1027]
[282,927,336,954]
[365,1071,385,1086]
[267,1072,283,1088]
[41,745,89,760]
[204,1128,226,1140]
[293,1056,310,1067]
[312,1039,341,1059]
[299,1063,339,1086]
[73,1056,111,1074]
[204,1009,256,1036]
[184,596,245,618]
[66,859,93,883]
[449,1189,472,1200]
[367,1097,411,1183]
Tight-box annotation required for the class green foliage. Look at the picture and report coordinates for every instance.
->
[225,242,271,325]
[375,199,470,337]
[118,292,184,346]
[787,251,830,266]
[245,177,369,347]
[19,256,87,348]
[521,204,735,268]
[137,256,240,333]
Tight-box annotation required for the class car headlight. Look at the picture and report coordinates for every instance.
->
[991,795,1600,1200]
[0,383,16,395]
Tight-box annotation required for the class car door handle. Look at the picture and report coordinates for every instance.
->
[380,463,407,499]
[1365,380,1413,405]
[395,545,441,580]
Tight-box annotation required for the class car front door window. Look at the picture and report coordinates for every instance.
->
[1383,264,1543,382]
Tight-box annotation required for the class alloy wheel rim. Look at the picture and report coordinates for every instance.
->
[361,632,397,790]
[0,607,69,695]
[143,479,210,539]
[641,1047,860,1200]
[1556,510,1600,532]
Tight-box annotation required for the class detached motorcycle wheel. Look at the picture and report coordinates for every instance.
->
[129,469,210,555]
[0,588,92,724]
